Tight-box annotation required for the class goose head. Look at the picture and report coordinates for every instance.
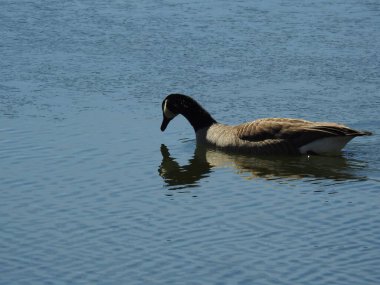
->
[160,94,217,132]
[161,94,181,131]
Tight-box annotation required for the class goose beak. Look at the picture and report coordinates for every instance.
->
[160,115,171,131]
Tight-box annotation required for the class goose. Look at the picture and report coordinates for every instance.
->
[160,94,372,155]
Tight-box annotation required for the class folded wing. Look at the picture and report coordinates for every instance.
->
[234,118,371,154]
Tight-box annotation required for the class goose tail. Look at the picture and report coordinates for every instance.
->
[355,130,372,136]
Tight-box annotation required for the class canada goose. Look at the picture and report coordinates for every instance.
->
[160,94,372,155]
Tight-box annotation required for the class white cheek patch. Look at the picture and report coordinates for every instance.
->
[163,100,176,119]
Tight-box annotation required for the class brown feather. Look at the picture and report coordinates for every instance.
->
[233,118,370,150]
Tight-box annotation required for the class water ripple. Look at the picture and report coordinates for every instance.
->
[1,0,380,284]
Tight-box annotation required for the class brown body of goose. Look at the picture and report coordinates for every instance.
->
[160,94,372,155]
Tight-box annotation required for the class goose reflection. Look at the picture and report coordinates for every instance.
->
[158,144,368,189]
[158,144,213,189]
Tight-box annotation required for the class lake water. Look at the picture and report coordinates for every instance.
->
[1,0,380,284]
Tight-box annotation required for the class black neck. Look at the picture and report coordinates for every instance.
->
[177,96,217,131]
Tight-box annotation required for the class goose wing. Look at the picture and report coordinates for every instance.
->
[235,118,368,148]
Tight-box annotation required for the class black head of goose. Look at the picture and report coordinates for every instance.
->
[160,94,372,155]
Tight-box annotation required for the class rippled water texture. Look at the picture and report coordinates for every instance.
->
[1,0,380,284]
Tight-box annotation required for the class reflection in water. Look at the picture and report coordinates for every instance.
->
[158,144,213,189]
[158,144,368,189]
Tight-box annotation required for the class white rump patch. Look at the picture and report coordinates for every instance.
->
[299,136,354,155]
[163,100,176,119]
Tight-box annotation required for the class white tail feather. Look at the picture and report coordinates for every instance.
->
[299,136,354,155]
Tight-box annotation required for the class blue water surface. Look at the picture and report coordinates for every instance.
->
[1,0,380,284]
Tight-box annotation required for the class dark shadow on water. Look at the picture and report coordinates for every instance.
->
[158,144,369,190]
